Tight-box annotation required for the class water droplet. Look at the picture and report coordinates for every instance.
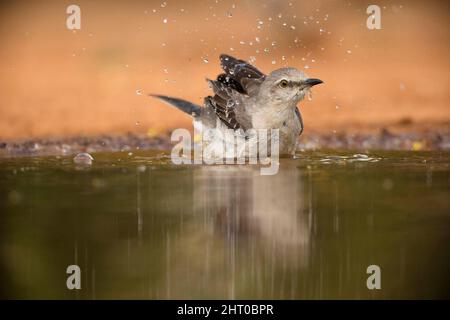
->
[226,11,233,18]
[161,2,167,8]
[136,89,143,95]
[163,18,168,24]
[73,153,93,166]
[202,57,209,63]
[346,49,352,54]
[290,25,296,30]
[272,60,276,64]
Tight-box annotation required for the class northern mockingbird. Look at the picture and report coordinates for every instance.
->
[152,54,322,157]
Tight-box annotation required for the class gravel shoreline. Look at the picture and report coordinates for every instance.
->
[0,129,449,158]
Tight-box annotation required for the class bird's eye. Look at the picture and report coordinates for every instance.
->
[279,80,288,88]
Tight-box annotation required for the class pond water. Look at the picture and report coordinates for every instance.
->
[0,151,449,299]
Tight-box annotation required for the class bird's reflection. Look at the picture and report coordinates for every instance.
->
[161,162,312,299]
[193,163,311,251]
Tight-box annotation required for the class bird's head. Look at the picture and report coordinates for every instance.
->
[262,67,323,105]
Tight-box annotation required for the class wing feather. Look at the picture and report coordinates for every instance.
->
[205,54,266,130]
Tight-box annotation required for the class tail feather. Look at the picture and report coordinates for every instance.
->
[151,94,202,117]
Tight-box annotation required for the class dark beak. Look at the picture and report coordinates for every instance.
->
[304,78,323,87]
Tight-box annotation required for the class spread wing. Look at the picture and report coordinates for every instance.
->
[205,54,265,130]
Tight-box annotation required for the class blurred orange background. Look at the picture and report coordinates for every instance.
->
[0,0,448,140]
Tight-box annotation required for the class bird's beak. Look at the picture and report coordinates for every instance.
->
[304,78,323,87]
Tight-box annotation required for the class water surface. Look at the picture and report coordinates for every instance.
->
[0,151,449,299]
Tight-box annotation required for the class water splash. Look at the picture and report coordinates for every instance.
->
[73,153,93,165]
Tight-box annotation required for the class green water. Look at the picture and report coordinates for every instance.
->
[0,151,449,299]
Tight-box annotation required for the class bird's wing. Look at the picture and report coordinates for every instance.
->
[205,55,266,130]
[219,54,266,93]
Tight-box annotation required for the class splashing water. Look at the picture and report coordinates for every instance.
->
[73,153,94,165]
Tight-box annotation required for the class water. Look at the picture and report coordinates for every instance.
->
[0,151,449,299]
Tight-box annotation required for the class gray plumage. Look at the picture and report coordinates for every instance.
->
[152,54,322,156]
[150,94,202,117]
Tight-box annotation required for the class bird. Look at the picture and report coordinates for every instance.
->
[151,54,322,158]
